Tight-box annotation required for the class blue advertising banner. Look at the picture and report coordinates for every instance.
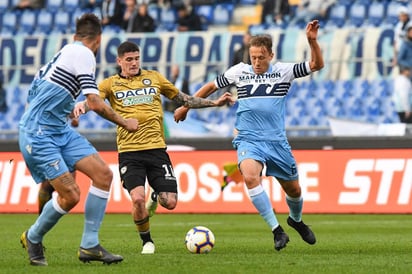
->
[0,27,395,87]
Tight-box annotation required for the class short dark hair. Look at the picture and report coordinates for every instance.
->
[249,35,273,53]
[117,41,140,57]
[75,13,102,39]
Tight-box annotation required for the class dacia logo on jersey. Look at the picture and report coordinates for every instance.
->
[115,88,157,99]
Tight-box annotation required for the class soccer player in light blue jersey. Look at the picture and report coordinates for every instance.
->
[174,20,324,251]
[19,13,139,266]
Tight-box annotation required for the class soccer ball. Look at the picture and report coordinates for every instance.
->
[185,226,215,254]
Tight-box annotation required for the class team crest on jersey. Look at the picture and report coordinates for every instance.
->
[142,79,152,86]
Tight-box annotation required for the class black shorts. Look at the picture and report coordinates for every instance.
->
[118,148,178,193]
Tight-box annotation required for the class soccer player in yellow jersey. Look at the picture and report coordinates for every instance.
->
[75,41,233,254]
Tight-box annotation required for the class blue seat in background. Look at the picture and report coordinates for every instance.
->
[196,5,214,25]
[1,11,18,35]
[0,0,9,13]
[63,0,79,13]
[237,0,257,5]
[385,2,403,26]
[70,8,86,32]
[35,9,54,34]
[46,0,63,13]
[160,7,177,25]
[19,10,38,35]
[325,3,347,29]
[53,10,71,33]
[355,0,372,5]
[336,0,354,9]
[367,1,386,27]
[347,1,368,28]
[321,80,335,98]
[158,7,177,31]
[213,3,234,25]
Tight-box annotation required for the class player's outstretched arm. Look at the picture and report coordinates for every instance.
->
[173,90,233,113]
[174,82,219,123]
[306,20,324,72]
[84,94,139,132]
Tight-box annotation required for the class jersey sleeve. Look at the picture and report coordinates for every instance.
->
[98,77,112,100]
[157,71,180,99]
[73,48,99,96]
[276,61,311,81]
[214,63,244,89]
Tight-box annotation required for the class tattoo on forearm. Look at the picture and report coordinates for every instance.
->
[90,96,123,125]
[173,92,215,109]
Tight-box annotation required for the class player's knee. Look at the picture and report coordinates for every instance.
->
[164,200,177,210]
[68,194,81,208]
[92,167,113,189]
[160,200,177,210]
[159,192,177,210]
[243,175,260,188]
[101,167,113,184]
[59,190,80,210]
[285,186,301,198]
[132,194,145,207]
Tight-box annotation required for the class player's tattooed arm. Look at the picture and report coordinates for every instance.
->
[86,94,139,133]
[173,91,234,109]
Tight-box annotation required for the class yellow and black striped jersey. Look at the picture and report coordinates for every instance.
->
[98,69,179,153]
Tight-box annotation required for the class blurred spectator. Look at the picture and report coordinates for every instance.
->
[288,0,335,27]
[397,26,412,79]
[121,0,137,30]
[393,6,411,67]
[261,0,290,26]
[124,2,156,32]
[101,0,125,28]
[13,0,44,10]
[164,64,190,112]
[176,4,202,31]
[155,0,172,8]
[392,67,412,123]
[0,79,7,113]
[231,31,251,66]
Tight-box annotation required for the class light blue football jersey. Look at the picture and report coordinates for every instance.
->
[215,62,311,141]
[19,41,99,135]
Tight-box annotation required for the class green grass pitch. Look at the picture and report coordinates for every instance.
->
[1,213,411,274]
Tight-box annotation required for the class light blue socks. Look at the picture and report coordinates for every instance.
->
[80,186,109,248]
[28,194,67,243]
[286,195,303,222]
[248,185,279,231]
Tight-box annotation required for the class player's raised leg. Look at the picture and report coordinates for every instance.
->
[280,179,316,245]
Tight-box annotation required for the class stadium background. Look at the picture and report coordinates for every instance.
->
[1,0,411,213]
